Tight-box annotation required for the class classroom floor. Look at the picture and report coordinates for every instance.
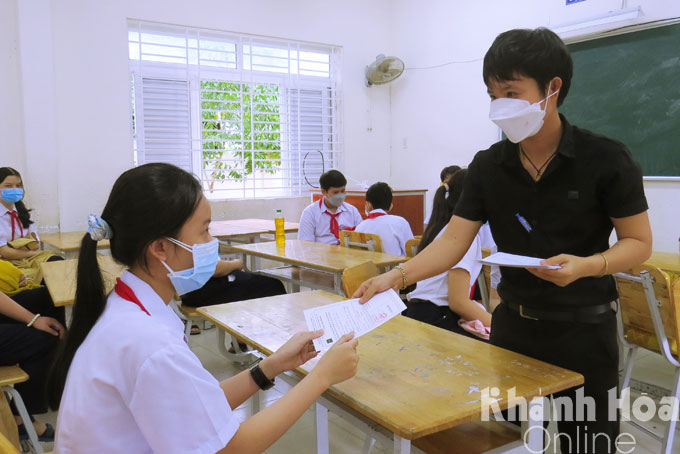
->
[32,326,680,454]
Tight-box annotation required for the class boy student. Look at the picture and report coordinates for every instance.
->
[298,170,362,245]
[355,182,413,256]
[355,28,651,453]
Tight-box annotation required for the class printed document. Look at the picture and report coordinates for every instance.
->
[481,252,562,269]
[304,289,406,352]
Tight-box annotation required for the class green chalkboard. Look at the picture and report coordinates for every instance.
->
[560,23,680,177]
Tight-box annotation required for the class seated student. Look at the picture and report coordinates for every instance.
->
[0,167,62,283]
[424,165,462,227]
[47,163,359,454]
[354,182,413,256]
[404,169,491,340]
[0,289,65,442]
[298,170,362,245]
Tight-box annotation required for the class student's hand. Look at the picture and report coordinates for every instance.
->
[353,269,402,303]
[309,332,359,387]
[18,274,27,287]
[264,330,324,376]
[528,254,601,287]
[32,316,66,339]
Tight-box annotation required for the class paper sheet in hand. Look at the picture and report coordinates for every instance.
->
[304,289,406,352]
[481,252,562,269]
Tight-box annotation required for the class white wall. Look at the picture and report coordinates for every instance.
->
[0,0,26,179]
[10,0,393,231]
[389,0,680,252]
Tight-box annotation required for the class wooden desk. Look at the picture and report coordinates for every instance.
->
[41,231,110,259]
[229,218,299,233]
[646,251,680,275]
[40,256,126,306]
[198,291,583,454]
[312,189,427,235]
[229,240,407,294]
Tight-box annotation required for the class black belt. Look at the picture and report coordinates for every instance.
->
[506,302,613,324]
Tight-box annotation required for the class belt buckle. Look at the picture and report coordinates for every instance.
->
[519,305,539,321]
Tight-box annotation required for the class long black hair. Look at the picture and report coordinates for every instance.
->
[0,167,33,229]
[419,168,467,253]
[47,163,203,409]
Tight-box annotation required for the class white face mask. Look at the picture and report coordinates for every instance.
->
[489,89,560,143]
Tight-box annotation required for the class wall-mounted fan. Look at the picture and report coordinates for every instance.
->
[365,54,404,87]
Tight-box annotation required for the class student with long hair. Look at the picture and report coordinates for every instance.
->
[404,169,491,339]
[47,163,359,453]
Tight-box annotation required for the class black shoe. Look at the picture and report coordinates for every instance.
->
[18,422,55,442]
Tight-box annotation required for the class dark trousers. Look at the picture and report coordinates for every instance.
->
[490,302,619,454]
[0,288,62,415]
[181,270,286,307]
[404,299,489,342]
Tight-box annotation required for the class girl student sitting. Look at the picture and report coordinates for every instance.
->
[404,169,492,340]
[0,167,61,283]
[47,163,359,454]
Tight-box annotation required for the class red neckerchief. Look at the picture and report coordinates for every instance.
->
[366,212,387,220]
[7,210,23,241]
[114,278,151,316]
[319,198,343,239]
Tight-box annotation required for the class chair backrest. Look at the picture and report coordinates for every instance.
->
[615,265,680,360]
[339,231,383,253]
[405,238,421,258]
[0,402,19,454]
[342,261,381,297]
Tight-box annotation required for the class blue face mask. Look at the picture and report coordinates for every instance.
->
[161,237,219,295]
[1,188,24,204]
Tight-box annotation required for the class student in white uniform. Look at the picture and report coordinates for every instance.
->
[47,163,359,454]
[354,182,413,256]
[0,167,41,260]
[298,170,362,245]
[424,165,461,227]
[404,169,491,340]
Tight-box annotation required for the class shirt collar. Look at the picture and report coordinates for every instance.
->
[367,209,387,215]
[3,205,16,215]
[496,114,576,166]
[117,270,183,332]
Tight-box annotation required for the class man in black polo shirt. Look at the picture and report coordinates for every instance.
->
[356,28,652,453]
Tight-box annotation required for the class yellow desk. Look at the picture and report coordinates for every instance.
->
[41,231,110,259]
[199,291,583,454]
[229,240,408,294]
[40,256,126,306]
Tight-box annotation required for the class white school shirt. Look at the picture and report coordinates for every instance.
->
[408,230,482,307]
[354,209,413,256]
[477,223,501,289]
[297,198,363,245]
[0,205,39,247]
[55,271,239,454]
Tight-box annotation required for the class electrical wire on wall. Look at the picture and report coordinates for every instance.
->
[303,150,325,188]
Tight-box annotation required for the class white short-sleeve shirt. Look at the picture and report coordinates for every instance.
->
[297,198,363,245]
[0,206,39,248]
[408,230,482,307]
[55,271,239,454]
[354,209,414,256]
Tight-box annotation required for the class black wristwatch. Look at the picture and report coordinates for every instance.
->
[249,360,275,390]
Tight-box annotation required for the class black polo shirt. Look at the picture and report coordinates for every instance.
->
[454,115,648,309]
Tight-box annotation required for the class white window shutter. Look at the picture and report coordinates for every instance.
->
[137,78,193,173]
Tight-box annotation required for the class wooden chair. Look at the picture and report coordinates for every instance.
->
[614,265,680,454]
[413,420,521,454]
[338,231,383,253]
[0,430,20,454]
[405,237,421,258]
[0,366,44,453]
[341,262,380,298]
[477,248,493,310]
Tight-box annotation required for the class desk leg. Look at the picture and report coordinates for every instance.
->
[315,402,329,454]
[334,273,343,296]
[523,397,545,454]
[393,435,410,454]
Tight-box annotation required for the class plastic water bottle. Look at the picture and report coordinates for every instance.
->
[275,209,285,247]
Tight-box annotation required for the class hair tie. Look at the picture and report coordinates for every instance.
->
[87,214,113,241]
[443,183,450,192]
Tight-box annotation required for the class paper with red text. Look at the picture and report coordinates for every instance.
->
[304,289,406,352]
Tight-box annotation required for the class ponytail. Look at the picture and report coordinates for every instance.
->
[419,168,467,253]
[47,234,107,409]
